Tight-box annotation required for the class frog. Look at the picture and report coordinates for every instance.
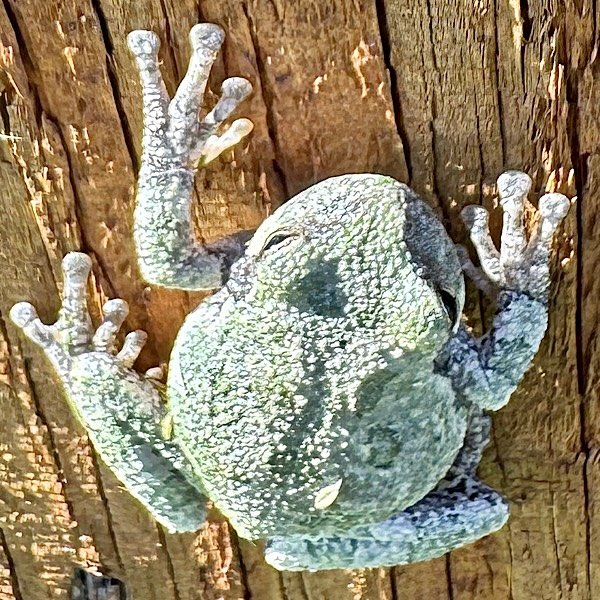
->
[10,23,570,571]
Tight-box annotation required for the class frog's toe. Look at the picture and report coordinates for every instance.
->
[127,29,160,59]
[496,170,531,265]
[522,192,570,297]
[460,205,501,284]
[10,302,69,369]
[193,78,254,167]
[55,252,94,351]
[461,172,571,301]
[116,330,148,368]
[92,299,129,352]
[455,244,497,298]
[264,477,508,571]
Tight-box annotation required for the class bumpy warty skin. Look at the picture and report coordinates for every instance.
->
[68,353,208,531]
[168,174,469,539]
[265,476,509,570]
[10,23,572,572]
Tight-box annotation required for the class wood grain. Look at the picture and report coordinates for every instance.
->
[0,1,594,598]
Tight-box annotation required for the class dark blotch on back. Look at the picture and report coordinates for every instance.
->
[353,368,401,468]
[284,257,348,318]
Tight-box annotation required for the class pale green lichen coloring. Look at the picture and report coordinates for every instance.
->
[11,24,571,571]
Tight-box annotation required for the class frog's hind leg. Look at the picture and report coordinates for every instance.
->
[265,410,508,571]
[265,477,507,571]
[11,253,208,533]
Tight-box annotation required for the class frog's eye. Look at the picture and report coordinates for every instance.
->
[259,231,302,255]
[438,288,458,328]
[247,226,302,257]
[263,233,295,252]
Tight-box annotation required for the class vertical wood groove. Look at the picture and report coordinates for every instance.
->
[241,0,290,198]
[90,0,139,171]
[0,528,23,600]
[0,0,596,598]
[373,0,412,182]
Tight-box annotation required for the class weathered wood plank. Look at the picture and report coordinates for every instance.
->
[0,0,596,599]
[0,532,18,600]
[383,2,588,600]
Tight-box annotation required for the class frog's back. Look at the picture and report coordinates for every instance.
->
[168,174,467,539]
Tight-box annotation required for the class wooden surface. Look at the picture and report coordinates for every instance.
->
[0,0,595,598]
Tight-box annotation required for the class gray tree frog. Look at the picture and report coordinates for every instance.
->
[10,24,570,571]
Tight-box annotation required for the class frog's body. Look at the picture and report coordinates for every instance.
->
[170,175,466,538]
[11,24,571,571]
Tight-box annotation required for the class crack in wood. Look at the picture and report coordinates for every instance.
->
[88,447,126,574]
[0,527,24,600]
[89,0,138,172]
[156,525,182,600]
[242,1,290,198]
[373,0,413,183]
[566,55,593,600]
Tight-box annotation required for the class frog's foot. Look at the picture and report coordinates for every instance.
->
[11,253,207,532]
[127,25,254,291]
[459,171,570,301]
[127,24,253,170]
[10,253,148,375]
[11,252,95,373]
[264,476,508,571]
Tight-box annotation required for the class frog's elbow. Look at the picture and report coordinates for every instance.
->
[136,257,223,292]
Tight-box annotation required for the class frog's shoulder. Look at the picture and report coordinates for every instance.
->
[171,286,232,351]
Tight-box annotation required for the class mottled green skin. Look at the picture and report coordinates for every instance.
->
[11,22,571,571]
[168,174,467,539]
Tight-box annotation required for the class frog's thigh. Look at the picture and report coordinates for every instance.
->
[264,478,508,571]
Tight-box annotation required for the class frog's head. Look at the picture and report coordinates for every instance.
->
[234,174,464,353]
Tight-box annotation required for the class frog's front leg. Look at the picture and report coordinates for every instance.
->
[265,410,508,571]
[439,171,570,411]
[10,253,207,532]
[127,24,254,290]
